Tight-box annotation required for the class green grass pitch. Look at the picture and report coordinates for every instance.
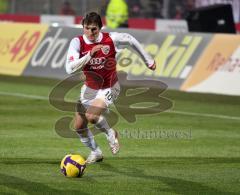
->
[0,75,240,194]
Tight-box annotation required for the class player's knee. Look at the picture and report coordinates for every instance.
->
[74,119,84,130]
[85,113,98,124]
[74,122,81,130]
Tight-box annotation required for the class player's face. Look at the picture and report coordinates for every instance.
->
[83,24,100,42]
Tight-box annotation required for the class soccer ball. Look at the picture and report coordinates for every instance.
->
[60,154,86,178]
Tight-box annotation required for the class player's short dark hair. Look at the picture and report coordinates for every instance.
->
[82,12,103,29]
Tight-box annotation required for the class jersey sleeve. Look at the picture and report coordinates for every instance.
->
[65,37,91,74]
[110,32,154,68]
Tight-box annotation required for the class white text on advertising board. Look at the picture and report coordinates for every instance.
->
[31,28,68,69]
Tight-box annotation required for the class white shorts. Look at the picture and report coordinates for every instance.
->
[80,82,120,108]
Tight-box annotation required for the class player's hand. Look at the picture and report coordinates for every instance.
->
[90,44,104,57]
[148,61,156,71]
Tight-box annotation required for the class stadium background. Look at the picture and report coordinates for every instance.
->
[0,0,240,194]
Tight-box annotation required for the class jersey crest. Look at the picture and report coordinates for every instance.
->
[101,45,110,55]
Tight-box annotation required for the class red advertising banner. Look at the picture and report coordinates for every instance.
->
[0,14,40,23]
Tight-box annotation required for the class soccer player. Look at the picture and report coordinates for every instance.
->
[65,12,156,164]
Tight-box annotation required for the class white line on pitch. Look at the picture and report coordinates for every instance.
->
[0,91,240,121]
[166,110,240,121]
[0,91,48,100]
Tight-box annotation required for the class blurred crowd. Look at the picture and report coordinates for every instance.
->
[0,0,239,24]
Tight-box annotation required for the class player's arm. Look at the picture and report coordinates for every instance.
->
[111,32,156,70]
[65,38,104,74]
[65,38,91,74]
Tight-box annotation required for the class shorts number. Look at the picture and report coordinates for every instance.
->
[105,91,113,101]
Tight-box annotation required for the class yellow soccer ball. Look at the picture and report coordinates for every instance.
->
[60,154,86,177]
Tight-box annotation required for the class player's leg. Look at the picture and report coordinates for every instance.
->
[95,114,120,155]
[85,98,107,124]
[86,85,120,154]
[75,102,103,163]
[95,82,120,154]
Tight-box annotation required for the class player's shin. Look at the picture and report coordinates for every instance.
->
[76,128,99,151]
[95,115,120,154]
[95,115,114,137]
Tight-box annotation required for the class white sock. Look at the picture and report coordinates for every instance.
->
[76,128,99,151]
[95,115,115,138]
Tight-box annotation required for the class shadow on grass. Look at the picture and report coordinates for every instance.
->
[0,173,89,195]
[0,157,239,194]
[1,157,240,165]
[98,157,240,194]
[0,158,59,165]
[0,158,99,193]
